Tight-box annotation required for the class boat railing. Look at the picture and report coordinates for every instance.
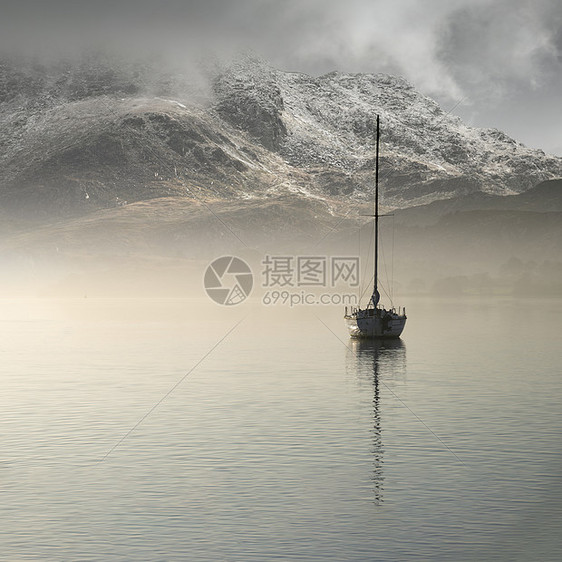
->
[345,305,406,317]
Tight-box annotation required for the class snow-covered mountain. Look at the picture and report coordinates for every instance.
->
[1,54,561,224]
[215,58,562,204]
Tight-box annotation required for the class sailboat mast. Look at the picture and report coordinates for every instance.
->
[373,114,380,307]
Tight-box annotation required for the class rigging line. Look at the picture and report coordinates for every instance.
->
[444,97,467,116]
[377,226,394,307]
[96,317,246,463]
[92,95,249,248]
[359,270,391,308]
[377,266,393,305]
[310,207,353,249]
[359,274,375,304]
[360,219,374,304]
[379,227,394,308]
[312,314,467,468]
[358,219,361,305]
[379,279,392,303]
[391,215,395,302]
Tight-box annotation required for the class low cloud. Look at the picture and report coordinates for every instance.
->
[2,0,561,152]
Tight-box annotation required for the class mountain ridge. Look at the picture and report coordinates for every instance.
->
[2,54,561,226]
[215,59,562,203]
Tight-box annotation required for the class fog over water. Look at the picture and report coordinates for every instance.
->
[1,203,560,300]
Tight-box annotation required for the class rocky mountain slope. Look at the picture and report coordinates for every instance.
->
[1,54,562,225]
[214,59,562,204]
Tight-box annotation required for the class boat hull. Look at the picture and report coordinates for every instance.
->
[345,311,406,339]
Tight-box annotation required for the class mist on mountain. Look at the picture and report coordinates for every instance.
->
[0,52,560,298]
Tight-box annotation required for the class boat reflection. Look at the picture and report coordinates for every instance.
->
[347,338,406,505]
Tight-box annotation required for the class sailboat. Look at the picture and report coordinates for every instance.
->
[344,115,407,338]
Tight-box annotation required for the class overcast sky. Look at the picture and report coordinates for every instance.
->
[2,0,561,154]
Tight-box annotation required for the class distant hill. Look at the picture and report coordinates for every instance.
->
[393,179,562,226]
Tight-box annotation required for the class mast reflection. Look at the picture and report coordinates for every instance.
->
[347,338,406,505]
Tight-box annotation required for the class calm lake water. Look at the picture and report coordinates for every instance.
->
[1,296,561,561]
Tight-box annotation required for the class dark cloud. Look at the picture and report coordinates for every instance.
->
[437,1,562,97]
[435,0,562,153]
[1,0,561,153]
